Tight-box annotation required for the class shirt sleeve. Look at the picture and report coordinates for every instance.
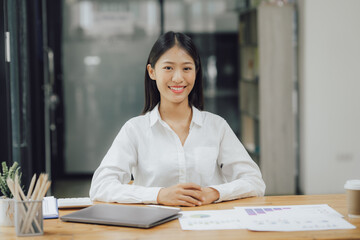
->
[89,121,162,204]
[209,120,266,202]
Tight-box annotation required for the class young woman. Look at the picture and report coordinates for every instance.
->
[90,31,265,206]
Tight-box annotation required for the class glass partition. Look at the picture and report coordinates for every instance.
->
[62,0,160,173]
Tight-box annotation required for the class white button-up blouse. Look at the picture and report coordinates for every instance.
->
[90,105,265,204]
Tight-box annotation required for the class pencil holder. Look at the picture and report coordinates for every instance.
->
[15,200,43,236]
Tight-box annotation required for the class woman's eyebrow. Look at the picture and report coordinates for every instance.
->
[161,61,194,65]
[161,61,175,64]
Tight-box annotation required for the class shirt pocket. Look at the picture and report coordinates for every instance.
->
[194,147,219,179]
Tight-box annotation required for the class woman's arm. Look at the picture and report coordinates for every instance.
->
[89,121,161,204]
[90,165,162,204]
[207,121,266,202]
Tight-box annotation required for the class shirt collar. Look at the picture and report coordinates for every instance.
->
[191,105,203,127]
[149,104,161,127]
[149,104,203,127]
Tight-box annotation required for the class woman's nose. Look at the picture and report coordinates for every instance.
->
[172,69,184,83]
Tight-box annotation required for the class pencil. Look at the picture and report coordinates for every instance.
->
[26,174,36,199]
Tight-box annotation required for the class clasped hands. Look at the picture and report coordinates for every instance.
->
[157,183,220,207]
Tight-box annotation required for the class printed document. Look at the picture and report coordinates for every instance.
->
[179,205,355,231]
[179,209,246,230]
[234,204,356,231]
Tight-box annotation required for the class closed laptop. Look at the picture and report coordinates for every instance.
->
[60,204,181,229]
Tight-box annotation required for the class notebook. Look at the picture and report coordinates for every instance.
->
[60,204,181,228]
[43,196,59,219]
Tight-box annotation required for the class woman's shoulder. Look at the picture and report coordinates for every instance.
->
[125,112,151,128]
[197,109,227,127]
[200,109,225,121]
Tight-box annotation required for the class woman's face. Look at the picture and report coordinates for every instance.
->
[147,45,196,107]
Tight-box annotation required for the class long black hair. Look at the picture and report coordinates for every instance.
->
[142,31,204,114]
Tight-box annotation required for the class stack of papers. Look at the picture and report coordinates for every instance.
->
[179,204,356,231]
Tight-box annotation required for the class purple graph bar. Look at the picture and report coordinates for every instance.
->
[245,209,257,215]
[254,208,266,214]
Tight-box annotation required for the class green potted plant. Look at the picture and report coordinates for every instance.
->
[0,161,22,226]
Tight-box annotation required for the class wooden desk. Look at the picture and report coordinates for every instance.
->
[1,194,359,239]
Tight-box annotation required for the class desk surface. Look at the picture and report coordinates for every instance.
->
[1,194,359,240]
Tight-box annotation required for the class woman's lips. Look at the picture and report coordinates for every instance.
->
[169,86,185,93]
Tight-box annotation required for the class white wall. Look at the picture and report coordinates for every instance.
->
[298,0,360,194]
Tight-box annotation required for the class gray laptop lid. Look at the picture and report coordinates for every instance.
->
[60,204,181,228]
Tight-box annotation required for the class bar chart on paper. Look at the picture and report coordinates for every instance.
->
[243,215,356,232]
[244,207,291,216]
[235,205,356,231]
[239,205,343,217]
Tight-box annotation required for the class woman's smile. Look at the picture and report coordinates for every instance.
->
[169,86,186,93]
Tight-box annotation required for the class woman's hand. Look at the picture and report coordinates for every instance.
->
[156,183,220,206]
[157,183,204,207]
[199,187,220,205]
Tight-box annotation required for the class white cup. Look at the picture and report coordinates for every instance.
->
[344,180,360,218]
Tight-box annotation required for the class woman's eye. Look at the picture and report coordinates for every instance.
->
[164,66,172,70]
[184,67,192,71]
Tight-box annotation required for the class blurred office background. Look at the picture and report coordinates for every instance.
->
[1,0,359,198]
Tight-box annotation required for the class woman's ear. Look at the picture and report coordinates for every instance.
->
[147,64,156,80]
